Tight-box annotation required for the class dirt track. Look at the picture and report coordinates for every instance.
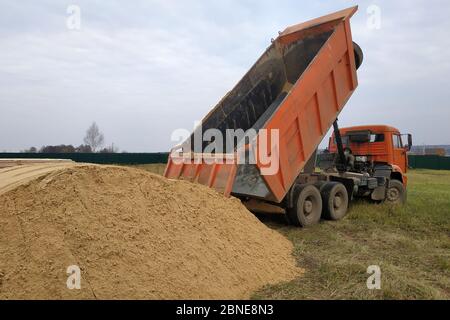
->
[0,162,77,196]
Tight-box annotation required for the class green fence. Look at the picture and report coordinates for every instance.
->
[2,153,449,169]
[408,155,450,170]
[0,153,169,165]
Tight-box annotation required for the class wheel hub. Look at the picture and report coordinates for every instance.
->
[334,196,342,208]
[388,188,400,201]
[304,200,313,214]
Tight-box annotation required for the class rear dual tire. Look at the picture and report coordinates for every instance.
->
[287,181,349,227]
[287,185,322,227]
[320,182,349,220]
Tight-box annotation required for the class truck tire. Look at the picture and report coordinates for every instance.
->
[287,184,322,227]
[386,180,406,204]
[313,181,326,191]
[353,41,363,69]
[321,182,349,220]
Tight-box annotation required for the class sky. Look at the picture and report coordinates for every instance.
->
[0,0,449,152]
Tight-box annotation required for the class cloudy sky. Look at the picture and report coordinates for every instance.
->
[0,0,449,152]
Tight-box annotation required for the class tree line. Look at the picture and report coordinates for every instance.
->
[22,122,121,154]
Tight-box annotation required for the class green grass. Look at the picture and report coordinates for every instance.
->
[253,169,450,299]
[133,164,450,299]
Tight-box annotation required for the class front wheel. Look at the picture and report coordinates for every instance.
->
[386,180,406,204]
[287,184,322,227]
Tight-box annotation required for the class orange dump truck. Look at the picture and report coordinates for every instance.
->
[165,6,411,227]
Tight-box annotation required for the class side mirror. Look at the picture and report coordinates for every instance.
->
[400,133,412,151]
[404,134,412,151]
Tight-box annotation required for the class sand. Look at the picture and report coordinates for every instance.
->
[0,159,74,169]
[0,162,77,195]
[0,164,300,299]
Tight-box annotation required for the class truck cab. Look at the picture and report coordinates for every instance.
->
[327,125,412,187]
[318,125,412,206]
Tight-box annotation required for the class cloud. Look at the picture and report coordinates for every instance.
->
[0,0,449,151]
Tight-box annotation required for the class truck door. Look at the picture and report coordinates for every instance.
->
[392,134,407,172]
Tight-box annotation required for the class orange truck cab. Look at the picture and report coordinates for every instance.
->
[313,124,413,206]
[327,125,412,187]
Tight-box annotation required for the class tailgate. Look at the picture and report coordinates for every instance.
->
[164,149,238,197]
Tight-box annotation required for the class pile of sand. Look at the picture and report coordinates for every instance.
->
[0,165,299,299]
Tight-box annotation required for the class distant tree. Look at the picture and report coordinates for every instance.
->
[75,144,92,153]
[83,122,104,152]
[99,143,119,153]
[40,145,76,153]
[22,146,37,153]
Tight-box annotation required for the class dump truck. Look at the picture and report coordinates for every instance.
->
[164,6,412,227]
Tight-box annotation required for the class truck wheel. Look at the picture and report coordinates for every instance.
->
[353,41,363,69]
[313,181,326,191]
[287,185,322,227]
[321,182,349,220]
[386,180,406,204]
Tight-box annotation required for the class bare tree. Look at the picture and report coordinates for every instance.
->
[83,122,104,152]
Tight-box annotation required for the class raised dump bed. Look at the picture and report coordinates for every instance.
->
[165,6,362,204]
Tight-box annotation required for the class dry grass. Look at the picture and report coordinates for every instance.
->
[253,169,450,299]
[132,164,450,299]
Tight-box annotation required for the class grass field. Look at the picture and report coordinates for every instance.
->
[134,164,450,299]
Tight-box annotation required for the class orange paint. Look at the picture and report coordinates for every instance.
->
[165,6,361,202]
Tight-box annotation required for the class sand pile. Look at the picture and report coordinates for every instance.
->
[0,165,299,299]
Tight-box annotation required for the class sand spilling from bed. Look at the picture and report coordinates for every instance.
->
[0,165,299,299]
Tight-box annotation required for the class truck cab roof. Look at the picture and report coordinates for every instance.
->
[338,125,400,134]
